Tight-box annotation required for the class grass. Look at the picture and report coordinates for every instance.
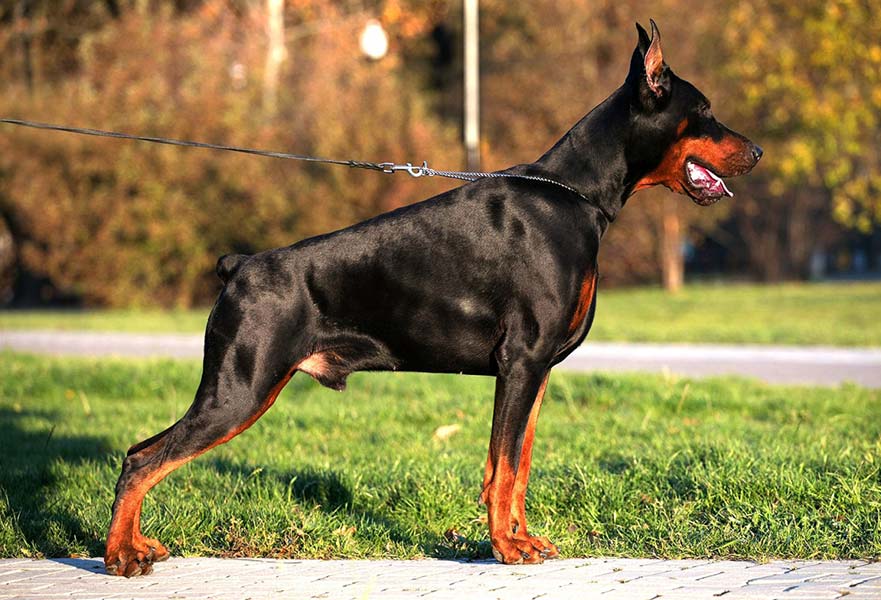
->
[1,352,880,561]
[1,281,880,346]
[0,308,208,334]
[588,281,881,347]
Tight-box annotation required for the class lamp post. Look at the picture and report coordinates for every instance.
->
[263,0,286,117]
[463,0,480,171]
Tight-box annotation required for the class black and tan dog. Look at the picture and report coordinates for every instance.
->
[105,21,761,576]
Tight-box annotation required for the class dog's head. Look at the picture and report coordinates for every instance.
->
[626,21,762,205]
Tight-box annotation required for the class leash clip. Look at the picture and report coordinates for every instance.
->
[378,161,431,177]
[405,161,430,177]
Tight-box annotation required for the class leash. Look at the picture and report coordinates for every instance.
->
[0,117,603,219]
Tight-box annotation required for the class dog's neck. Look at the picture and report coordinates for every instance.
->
[534,86,635,230]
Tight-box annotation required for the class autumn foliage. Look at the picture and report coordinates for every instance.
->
[0,0,878,306]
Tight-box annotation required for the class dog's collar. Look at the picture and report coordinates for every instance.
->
[378,161,614,224]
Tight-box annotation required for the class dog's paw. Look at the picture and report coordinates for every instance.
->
[514,533,560,560]
[138,536,170,563]
[104,540,167,577]
[490,534,546,565]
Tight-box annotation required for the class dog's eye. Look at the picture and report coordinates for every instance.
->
[698,103,713,118]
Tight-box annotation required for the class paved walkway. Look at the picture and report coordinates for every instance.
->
[2,330,880,387]
[2,557,880,599]
[564,342,881,387]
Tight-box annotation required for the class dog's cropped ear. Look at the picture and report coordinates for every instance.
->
[643,20,667,98]
[630,19,671,108]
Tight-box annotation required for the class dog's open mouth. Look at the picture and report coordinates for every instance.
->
[685,160,733,205]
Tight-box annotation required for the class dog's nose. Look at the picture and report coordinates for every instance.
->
[752,145,763,162]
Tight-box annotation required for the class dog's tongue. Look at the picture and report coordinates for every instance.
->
[687,162,733,197]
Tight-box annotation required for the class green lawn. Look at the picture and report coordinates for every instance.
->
[1,281,879,346]
[1,352,879,560]
[0,308,208,334]
[589,281,881,347]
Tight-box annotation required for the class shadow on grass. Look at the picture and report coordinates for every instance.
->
[211,461,356,511]
[207,459,422,550]
[0,406,481,561]
[0,407,112,558]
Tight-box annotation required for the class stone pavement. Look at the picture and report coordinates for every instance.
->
[1,557,880,600]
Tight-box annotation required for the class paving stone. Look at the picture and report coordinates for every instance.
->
[850,575,881,588]
[0,558,875,599]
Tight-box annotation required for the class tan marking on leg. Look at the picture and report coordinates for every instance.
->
[105,455,188,575]
[487,454,516,542]
[479,449,493,505]
[511,374,549,536]
[486,453,544,564]
[508,374,559,558]
[106,366,296,575]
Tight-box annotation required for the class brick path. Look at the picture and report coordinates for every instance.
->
[1,557,880,600]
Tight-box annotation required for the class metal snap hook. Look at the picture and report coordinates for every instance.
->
[405,161,429,177]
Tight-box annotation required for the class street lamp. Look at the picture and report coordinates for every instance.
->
[360,19,389,60]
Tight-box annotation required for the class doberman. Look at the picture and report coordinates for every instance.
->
[104,20,761,576]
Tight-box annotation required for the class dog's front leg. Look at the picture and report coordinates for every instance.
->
[484,361,550,564]
[510,373,559,558]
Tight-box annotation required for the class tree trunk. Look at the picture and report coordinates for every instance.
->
[736,195,794,282]
[0,213,14,304]
[15,0,34,93]
[660,198,684,292]
[263,0,285,117]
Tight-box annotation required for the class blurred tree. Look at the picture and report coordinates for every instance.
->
[0,0,458,307]
[0,0,877,306]
[710,0,881,279]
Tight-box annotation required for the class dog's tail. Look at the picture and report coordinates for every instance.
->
[216,254,248,284]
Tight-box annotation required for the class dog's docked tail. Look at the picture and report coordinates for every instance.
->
[216,254,247,283]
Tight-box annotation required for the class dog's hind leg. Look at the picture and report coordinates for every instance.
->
[104,319,299,577]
